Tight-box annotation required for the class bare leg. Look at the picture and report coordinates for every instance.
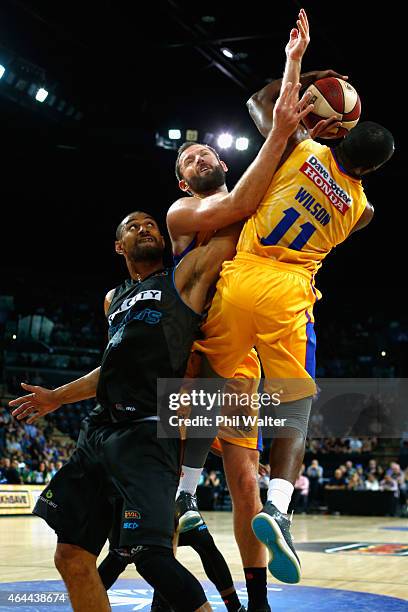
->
[54,543,110,612]
[269,430,306,485]
[221,440,266,567]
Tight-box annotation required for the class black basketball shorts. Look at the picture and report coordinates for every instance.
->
[34,418,180,555]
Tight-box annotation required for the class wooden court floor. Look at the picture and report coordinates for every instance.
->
[1,513,407,601]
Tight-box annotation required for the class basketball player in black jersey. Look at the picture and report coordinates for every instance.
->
[10,82,313,612]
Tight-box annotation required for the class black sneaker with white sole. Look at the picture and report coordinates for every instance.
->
[175,491,204,533]
[251,501,301,584]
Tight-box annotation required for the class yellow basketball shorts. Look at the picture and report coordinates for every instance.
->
[194,252,318,403]
[184,348,263,453]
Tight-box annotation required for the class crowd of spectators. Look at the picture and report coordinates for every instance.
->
[0,404,74,485]
[277,458,408,516]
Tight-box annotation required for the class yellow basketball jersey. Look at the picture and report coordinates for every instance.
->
[237,139,368,276]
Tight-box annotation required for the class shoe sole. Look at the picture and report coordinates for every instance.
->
[178,511,203,533]
[251,512,301,584]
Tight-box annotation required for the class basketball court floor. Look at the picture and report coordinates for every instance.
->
[0,512,407,610]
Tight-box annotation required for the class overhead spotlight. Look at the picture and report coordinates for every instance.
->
[381,350,386,357]
[35,87,48,102]
[0,65,5,79]
[221,47,234,59]
[235,137,249,151]
[186,129,198,141]
[168,129,181,140]
[217,133,233,149]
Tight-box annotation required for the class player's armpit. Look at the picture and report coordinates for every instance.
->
[174,222,243,314]
[350,201,374,234]
[197,222,243,286]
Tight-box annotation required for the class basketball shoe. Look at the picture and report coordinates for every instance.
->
[175,491,204,533]
[251,501,301,584]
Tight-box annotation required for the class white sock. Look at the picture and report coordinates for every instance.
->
[176,466,203,498]
[267,478,294,514]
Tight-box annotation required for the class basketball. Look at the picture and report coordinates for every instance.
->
[303,77,361,138]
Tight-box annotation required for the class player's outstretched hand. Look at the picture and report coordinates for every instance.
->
[8,382,61,424]
[285,8,310,62]
[273,81,314,138]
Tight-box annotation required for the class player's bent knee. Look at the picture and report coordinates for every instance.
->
[54,543,96,577]
[277,396,313,439]
[130,545,207,611]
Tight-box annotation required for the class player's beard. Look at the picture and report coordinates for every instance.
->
[187,164,226,195]
[130,238,164,263]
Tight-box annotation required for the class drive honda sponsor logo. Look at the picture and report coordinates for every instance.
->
[300,155,353,215]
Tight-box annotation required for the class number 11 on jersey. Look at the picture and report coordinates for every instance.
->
[261,207,317,251]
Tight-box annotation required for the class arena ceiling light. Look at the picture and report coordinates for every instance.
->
[168,129,181,140]
[35,87,49,102]
[0,65,5,79]
[221,47,234,59]
[217,133,233,149]
[235,137,249,151]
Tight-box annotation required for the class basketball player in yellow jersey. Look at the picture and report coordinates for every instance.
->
[194,7,395,586]
[167,84,315,611]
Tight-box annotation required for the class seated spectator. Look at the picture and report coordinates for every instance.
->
[292,465,309,513]
[0,457,22,484]
[27,461,51,484]
[306,459,323,508]
[344,460,356,481]
[380,474,399,516]
[346,437,363,453]
[380,474,399,497]
[325,468,347,490]
[347,472,365,491]
[365,473,380,491]
[204,470,222,506]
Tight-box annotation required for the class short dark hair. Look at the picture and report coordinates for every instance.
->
[340,121,394,171]
[115,211,156,240]
[175,141,221,181]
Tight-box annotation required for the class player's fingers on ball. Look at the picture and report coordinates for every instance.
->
[299,89,311,107]
[299,103,314,120]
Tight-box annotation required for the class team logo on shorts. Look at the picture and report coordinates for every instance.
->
[124,510,141,519]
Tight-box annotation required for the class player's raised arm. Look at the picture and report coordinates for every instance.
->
[167,83,313,237]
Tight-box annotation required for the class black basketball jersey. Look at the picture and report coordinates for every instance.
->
[92,268,201,423]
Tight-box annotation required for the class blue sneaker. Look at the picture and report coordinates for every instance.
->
[252,502,301,584]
